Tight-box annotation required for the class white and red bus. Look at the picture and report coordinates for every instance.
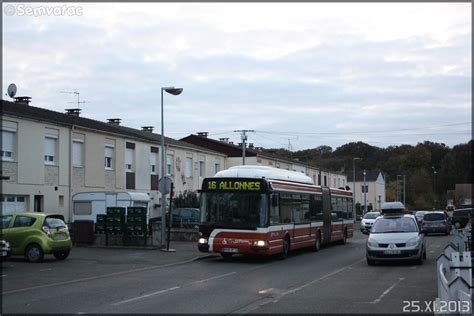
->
[198,165,354,259]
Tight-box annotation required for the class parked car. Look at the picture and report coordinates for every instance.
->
[366,214,426,265]
[451,208,474,229]
[360,212,381,234]
[0,212,72,263]
[1,239,11,261]
[150,208,201,228]
[421,211,450,235]
[414,211,429,225]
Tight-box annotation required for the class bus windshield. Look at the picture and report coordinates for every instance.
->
[201,192,268,229]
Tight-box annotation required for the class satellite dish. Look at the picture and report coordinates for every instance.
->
[7,83,17,98]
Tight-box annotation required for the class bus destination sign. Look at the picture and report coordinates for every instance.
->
[202,178,267,192]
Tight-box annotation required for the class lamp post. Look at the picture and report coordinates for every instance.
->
[160,86,183,250]
[352,157,360,219]
[403,174,406,206]
[363,169,367,214]
[396,175,402,201]
[432,166,437,209]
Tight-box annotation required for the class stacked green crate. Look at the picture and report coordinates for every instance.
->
[126,207,147,236]
[96,214,107,234]
[106,207,126,235]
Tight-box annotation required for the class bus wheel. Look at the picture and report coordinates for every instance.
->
[278,237,290,260]
[340,229,348,245]
[221,253,233,260]
[314,232,321,252]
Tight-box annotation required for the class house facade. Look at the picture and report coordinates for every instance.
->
[347,170,386,213]
[1,100,226,221]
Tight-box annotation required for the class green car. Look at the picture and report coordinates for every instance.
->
[0,212,72,263]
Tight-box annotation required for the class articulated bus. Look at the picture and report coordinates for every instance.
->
[198,165,354,259]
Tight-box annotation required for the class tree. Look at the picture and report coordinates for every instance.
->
[173,190,200,208]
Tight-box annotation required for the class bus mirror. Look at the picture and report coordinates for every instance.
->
[271,194,278,207]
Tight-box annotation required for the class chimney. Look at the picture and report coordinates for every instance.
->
[197,132,208,138]
[229,141,234,145]
[107,118,121,126]
[14,96,32,105]
[255,147,264,151]
[248,143,254,149]
[65,108,81,116]
[219,138,229,143]
[141,126,154,132]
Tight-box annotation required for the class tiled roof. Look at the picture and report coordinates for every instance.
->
[1,100,223,155]
[346,170,382,182]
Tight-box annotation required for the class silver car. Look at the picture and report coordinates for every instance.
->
[366,214,426,265]
[360,212,381,234]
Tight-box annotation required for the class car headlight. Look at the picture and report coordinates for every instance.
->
[406,237,419,247]
[198,238,208,244]
[367,237,378,247]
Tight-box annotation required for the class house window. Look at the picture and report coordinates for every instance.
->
[72,140,84,167]
[105,145,114,170]
[199,156,205,177]
[150,152,158,175]
[1,130,15,161]
[166,154,174,176]
[125,148,134,172]
[185,157,193,178]
[361,185,368,193]
[215,158,221,174]
[44,136,57,165]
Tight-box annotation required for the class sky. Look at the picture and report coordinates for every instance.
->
[2,2,472,151]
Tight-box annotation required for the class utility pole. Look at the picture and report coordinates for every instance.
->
[234,130,254,165]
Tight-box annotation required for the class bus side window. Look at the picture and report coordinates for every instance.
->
[270,193,280,224]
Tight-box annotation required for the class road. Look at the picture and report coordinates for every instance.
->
[2,228,451,314]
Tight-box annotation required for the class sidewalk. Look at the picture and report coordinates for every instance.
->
[73,241,215,266]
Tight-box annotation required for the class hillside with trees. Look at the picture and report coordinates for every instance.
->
[264,140,472,210]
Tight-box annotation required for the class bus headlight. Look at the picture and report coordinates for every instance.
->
[198,238,208,244]
[253,240,267,247]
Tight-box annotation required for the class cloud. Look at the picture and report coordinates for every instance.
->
[2,2,471,150]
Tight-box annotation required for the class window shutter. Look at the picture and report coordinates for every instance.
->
[105,146,113,158]
[1,131,14,152]
[185,157,192,178]
[72,141,83,166]
[45,137,56,156]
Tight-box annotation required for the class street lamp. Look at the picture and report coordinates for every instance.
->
[432,166,437,209]
[352,157,360,219]
[160,86,183,250]
[363,169,367,214]
[396,175,402,201]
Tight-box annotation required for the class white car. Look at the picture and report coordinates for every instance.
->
[360,212,381,234]
[366,214,426,265]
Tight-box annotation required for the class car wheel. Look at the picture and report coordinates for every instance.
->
[313,232,321,252]
[53,250,70,260]
[366,256,376,266]
[423,249,427,260]
[278,237,290,260]
[454,222,461,229]
[415,251,424,265]
[340,229,348,245]
[26,244,44,263]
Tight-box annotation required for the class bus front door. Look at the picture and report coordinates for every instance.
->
[322,187,332,244]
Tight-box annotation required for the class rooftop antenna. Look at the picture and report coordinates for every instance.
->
[60,89,89,109]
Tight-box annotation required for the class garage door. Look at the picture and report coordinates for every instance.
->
[0,195,27,213]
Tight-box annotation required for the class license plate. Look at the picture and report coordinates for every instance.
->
[384,250,401,255]
[53,233,66,240]
[222,248,239,253]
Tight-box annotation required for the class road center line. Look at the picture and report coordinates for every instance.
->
[112,286,181,306]
[192,272,237,284]
[369,277,405,304]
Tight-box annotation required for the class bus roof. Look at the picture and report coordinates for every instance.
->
[214,165,314,185]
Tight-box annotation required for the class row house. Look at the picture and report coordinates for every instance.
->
[180,133,348,189]
[1,99,226,221]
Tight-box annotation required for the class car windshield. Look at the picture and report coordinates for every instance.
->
[371,217,418,233]
[363,213,380,219]
[423,213,444,221]
[415,211,427,217]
